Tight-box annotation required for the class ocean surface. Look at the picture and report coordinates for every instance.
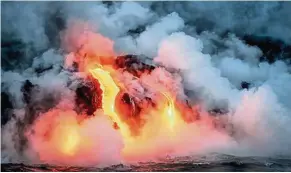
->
[2,154,291,172]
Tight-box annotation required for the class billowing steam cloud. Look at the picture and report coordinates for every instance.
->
[1,1,291,166]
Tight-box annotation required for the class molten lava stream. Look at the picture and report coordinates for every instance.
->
[131,74,184,135]
[89,66,187,161]
[162,92,178,133]
[89,67,132,141]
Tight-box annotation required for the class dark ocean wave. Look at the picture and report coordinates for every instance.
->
[2,154,291,172]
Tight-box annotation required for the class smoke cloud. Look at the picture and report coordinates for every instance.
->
[1,1,291,166]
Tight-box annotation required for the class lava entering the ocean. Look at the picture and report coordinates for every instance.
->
[25,22,230,165]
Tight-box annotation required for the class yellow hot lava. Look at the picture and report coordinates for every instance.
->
[89,67,132,141]
[89,66,183,138]
[88,66,186,160]
[162,92,178,132]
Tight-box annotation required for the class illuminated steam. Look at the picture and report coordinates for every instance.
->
[1,1,291,166]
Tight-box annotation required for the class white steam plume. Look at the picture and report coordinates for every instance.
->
[1,1,291,165]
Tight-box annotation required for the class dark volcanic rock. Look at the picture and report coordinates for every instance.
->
[75,75,103,116]
[115,92,145,136]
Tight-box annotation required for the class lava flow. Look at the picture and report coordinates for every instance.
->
[89,67,132,141]
[26,24,208,165]
[88,65,185,157]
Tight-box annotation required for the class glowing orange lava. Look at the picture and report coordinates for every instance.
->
[162,92,178,132]
[88,65,187,161]
[27,23,206,164]
[89,67,132,141]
